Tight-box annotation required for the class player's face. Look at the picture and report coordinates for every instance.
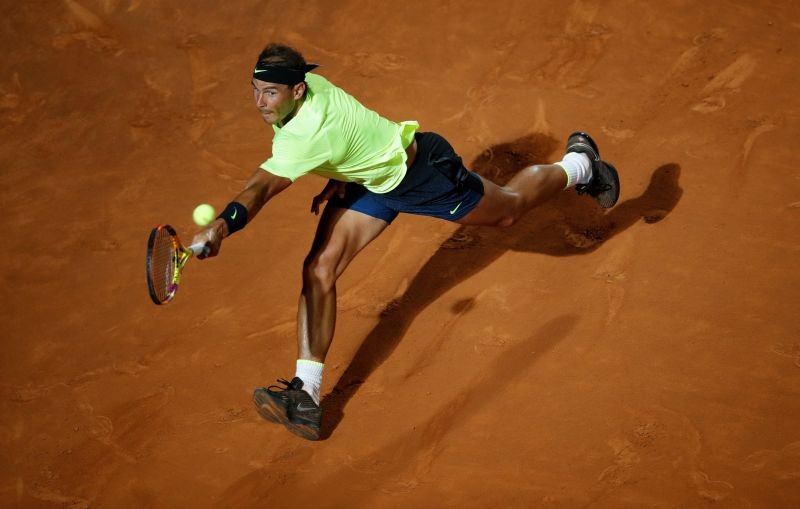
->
[252,79,305,126]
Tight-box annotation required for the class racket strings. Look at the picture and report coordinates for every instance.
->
[151,228,177,302]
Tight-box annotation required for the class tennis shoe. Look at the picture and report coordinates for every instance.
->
[253,377,321,441]
[566,131,620,208]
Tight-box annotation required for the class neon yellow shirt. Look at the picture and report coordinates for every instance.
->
[259,74,418,194]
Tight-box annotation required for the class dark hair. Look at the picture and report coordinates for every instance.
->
[256,43,307,69]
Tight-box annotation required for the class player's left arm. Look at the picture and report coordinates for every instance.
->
[236,168,293,221]
[192,169,291,257]
[310,179,347,215]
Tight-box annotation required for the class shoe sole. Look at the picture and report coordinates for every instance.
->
[252,389,321,441]
[253,388,284,424]
[595,161,620,209]
[285,416,321,441]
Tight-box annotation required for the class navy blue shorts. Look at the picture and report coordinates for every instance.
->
[328,132,485,223]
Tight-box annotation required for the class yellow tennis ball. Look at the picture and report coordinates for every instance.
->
[192,203,216,226]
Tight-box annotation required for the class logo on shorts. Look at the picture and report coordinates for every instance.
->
[449,202,462,215]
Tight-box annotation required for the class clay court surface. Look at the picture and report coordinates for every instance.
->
[2,1,799,507]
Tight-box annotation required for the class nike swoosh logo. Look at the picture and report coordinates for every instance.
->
[231,209,238,220]
[296,403,317,412]
[449,202,462,215]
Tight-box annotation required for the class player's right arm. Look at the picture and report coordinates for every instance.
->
[192,169,292,258]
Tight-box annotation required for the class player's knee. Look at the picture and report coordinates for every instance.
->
[493,194,524,227]
[302,252,338,291]
[477,185,523,227]
[495,214,518,227]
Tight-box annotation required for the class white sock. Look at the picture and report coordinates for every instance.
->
[295,359,324,405]
[556,152,592,188]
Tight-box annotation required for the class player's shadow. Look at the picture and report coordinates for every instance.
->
[320,133,683,439]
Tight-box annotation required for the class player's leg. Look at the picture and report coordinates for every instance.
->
[297,204,389,363]
[254,197,391,440]
[457,131,618,226]
[456,163,569,226]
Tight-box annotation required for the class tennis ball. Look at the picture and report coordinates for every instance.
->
[192,203,216,226]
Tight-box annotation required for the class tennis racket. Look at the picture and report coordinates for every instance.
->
[146,224,210,305]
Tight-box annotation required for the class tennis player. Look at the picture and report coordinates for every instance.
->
[192,43,619,440]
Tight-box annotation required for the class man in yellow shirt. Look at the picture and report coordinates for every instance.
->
[192,43,619,440]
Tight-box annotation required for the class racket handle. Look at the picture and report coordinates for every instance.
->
[189,242,211,257]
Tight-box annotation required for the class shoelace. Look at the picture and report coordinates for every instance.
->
[269,377,303,392]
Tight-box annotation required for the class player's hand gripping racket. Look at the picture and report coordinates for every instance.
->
[146,224,210,305]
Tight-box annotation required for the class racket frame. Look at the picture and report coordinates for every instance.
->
[146,224,200,305]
